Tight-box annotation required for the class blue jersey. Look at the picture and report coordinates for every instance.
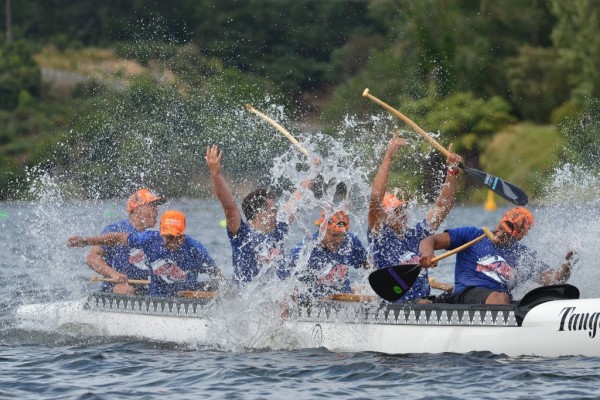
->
[99,219,150,292]
[228,220,289,283]
[290,231,368,297]
[447,226,548,298]
[368,220,433,302]
[128,231,217,297]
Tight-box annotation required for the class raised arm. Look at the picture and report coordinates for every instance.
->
[538,251,578,285]
[205,145,242,235]
[368,132,406,231]
[86,246,128,283]
[67,232,129,248]
[426,144,461,231]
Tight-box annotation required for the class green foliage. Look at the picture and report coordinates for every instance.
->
[0,40,41,110]
[555,100,600,168]
[506,45,571,122]
[480,124,563,199]
[550,0,600,102]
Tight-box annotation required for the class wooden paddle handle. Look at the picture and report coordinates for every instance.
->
[177,291,218,299]
[362,88,450,158]
[245,104,309,157]
[90,276,150,285]
[431,227,494,263]
[326,293,378,302]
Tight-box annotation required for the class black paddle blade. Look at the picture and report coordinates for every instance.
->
[368,264,422,302]
[460,163,528,206]
[515,284,579,326]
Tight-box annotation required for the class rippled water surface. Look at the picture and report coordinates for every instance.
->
[2,201,600,399]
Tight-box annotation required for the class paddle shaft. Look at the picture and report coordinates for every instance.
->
[245,104,309,157]
[91,276,150,285]
[429,227,494,264]
[362,89,450,157]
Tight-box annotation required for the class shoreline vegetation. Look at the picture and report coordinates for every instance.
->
[1,1,599,204]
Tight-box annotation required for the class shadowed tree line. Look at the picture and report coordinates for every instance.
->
[1,0,600,200]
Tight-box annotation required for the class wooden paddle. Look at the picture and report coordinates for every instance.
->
[362,89,528,206]
[428,277,453,291]
[245,104,309,157]
[90,276,150,285]
[177,291,218,299]
[325,293,379,302]
[369,227,495,301]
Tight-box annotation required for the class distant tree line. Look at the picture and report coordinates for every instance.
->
[0,0,599,199]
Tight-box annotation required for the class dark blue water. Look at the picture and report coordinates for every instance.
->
[2,201,600,399]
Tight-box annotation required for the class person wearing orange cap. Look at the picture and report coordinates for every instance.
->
[290,210,369,299]
[205,145,313,283]
[418,207,577,304]
[85,188,165,295]
[68,210,223,297]
[368,132,461,303]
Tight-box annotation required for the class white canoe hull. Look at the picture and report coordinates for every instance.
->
[14,294,600,357]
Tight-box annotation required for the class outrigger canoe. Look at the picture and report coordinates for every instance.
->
[14,285,600,357]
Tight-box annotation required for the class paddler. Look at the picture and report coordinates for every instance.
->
[418,206,578,304]
[68,210,224,297]
[205,145,313,283]
[84,188,165,296]
[290,210,369,299]
[368,132,461,303]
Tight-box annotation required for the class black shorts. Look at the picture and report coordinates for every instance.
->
[449,286,496,304]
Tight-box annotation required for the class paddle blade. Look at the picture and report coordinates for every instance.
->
[368,264,421,302]
[460,163,528,206]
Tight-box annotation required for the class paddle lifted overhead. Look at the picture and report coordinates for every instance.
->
[367,131,461,303]
[362,88,528,206]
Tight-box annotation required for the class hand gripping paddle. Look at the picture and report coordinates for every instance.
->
[369,227,494,301]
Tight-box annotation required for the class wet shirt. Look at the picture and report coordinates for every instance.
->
[368,220,433,302]
[447,226,549,298]
[128,231,217,297]
[228,220,289,283]
[99,219,150,292]
[290,231,368,297]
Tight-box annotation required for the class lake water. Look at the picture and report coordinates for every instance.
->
[2,199,600,399]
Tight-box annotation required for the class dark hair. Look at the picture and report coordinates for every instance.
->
[242,189,276,221]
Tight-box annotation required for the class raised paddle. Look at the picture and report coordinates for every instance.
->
[369,227,495,301]
[245,103,309,157]
[90,276,150,285]
[362,88,528,206]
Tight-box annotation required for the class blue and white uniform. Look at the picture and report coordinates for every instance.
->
[368,219,433,302]
[447,226,548,299]
[99,219,150,292]
[290,231,368,297]
[228,220,290,283]
[128,231,217,297]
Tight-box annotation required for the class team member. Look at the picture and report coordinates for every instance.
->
[86,188,165,295]
[205,145,312,283]
[368,132,461,302]
[68,210,223,297]
[290,210,369,299]
[418,207,577,304]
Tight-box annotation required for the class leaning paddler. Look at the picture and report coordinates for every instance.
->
[85,188,165,296]
[418,207,578,304]
[368,132,461,303]
[68,210,223,297]
[290,210,369,300]
[205,145,312,283]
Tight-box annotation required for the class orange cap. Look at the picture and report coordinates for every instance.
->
[382,193,407,212]
[127,188,165,213]
[314,210,350,233]
[500,206,534,240]
[160,210,186,236]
